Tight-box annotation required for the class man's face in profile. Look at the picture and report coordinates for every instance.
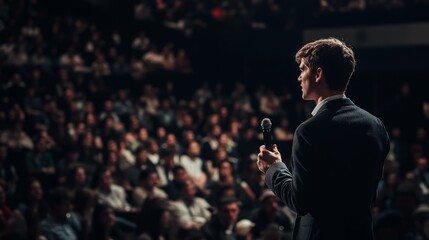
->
[298,59,317,101]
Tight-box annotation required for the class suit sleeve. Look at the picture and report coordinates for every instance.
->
[265,125,313,214]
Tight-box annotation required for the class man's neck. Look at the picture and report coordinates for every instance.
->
[315,91,344,105]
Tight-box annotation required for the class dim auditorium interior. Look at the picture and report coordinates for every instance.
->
[0,0,428,239]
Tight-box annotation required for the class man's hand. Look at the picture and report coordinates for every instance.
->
[257,144,282,173]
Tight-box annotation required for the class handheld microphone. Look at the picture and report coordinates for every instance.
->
[261,118,273,151]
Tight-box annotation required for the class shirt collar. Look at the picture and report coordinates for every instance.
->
[311,94,346,116]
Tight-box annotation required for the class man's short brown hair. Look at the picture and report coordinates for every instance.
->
[295,37,356,92]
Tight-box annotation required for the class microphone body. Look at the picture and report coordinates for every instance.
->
[261,118,273,151]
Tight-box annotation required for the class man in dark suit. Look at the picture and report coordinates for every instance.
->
[257,37,390,240]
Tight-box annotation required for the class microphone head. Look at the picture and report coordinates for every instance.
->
[261,118,272,130]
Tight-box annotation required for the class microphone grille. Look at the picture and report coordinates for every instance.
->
[261,118,272,130]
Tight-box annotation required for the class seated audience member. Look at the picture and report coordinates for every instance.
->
[89,203,126,240]
[55,147,82,185]
[122,147,156,189]
[64,166,88,194]
[0,144,18,199]
[374,182,420,240]
[206,147,238,182]
[147,139,160,166]
[171,179,211,239]
[201,196,249,240]
[161,133,181,162]
[180,141,208,193]
[25,138,55,184]
[0,183,26,240]
[249,189,293,239]
[156,147,177,187]
[0,184,13,224]
[138,196,173,240]
[71,188,97,240]
[412,204,429,240]
[0,122,34,150]
[163,165,191,201]
[132,169,167,208]
[94,167,132,212]
[208,160,256,215]
[260,223,292,240]
[16,178,49,240]
[39,187,81,240]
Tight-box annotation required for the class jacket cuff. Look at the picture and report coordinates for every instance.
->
[265,162,287,189]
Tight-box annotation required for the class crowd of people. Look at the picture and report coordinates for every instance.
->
[0,0,429,240]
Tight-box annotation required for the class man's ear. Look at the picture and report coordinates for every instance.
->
[315,67,324,83]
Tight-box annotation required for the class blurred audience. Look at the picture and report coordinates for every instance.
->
[0,1,427,239]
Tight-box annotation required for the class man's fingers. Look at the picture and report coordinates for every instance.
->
[256,159,263,169]
[271,144,279,153]
[256,159,266,173]
[261,144,279,154]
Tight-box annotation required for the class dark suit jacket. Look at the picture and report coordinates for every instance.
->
[265,98,390,240]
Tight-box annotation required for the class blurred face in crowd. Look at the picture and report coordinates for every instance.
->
[405,171,416,183]
[137,149,149,164]
[77,122,86,135]
[75,167,86,185]
[183,131,194,144]
[139,128,149,141]
[149,141,159,153]
[215,148,227,162]
[129,115,140,131]
[161,99,171,109]
[262,196,280,215]
[100,170,113,189]
[108,152,118,165]
[423,102,429,118]
[143,172,159,191]
[188,141,200,158]
[82,133,93,148]
[219,201,240,226]
[30,180,43,201]
[101,207,116,228]
[183,114,193,127]
[243,128,255,140]
[212,125,222,138]
[107,140,118,152]
[219,160,233,179]
[104,100,113,111]
[36,139,47,152]
[86,113,97,128]
[173,168,188,182]
[250,116,258,128]
[221,188,236,199]
[118,89,127,100]
[220,106,228,118]
[417,158,428,171]
[85,101,94,114]
[64,88,74,101]
[387,172,397,186]
[157,127,166,139]
[219,133,229,146]
[182,180,196,202]
[416,127,427,140]
[166,133,177,146]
